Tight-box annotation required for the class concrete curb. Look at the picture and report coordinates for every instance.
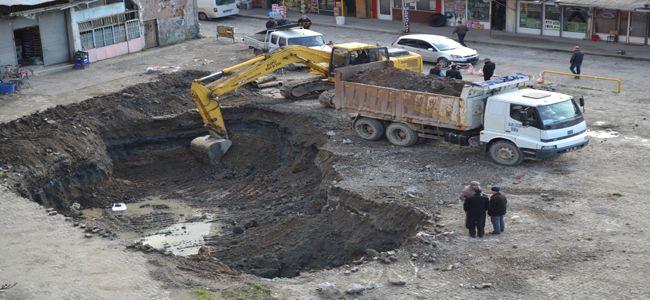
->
[238,14,648,62]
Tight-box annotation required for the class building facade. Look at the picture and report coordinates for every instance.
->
[0,0,199,67]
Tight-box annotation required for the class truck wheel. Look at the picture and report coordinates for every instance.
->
[198,13,208,21]
[318,90,335,108]
[354,118,384,141]
[386,123,418,146]
[489,140,524,166]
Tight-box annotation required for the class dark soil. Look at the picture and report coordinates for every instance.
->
[0,71,429,279]
[347,66,466,96]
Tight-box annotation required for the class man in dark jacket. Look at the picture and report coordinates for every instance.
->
[482,58,495,81]
[464,189,489,238]
[452,20,469,46]
[570,46,584,79]
[446,64,462,80]
[265,17,277,29]
[488,186,507,234]
[297,15,312,29]
[429,63,442,77]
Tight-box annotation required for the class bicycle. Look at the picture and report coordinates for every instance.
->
[1,65,34,90]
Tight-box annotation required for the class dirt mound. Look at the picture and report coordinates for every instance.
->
[347,67,465,96]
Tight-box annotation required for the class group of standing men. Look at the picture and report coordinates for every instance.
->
[460,181,507,238]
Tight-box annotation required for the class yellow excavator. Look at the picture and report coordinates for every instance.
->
[190,43,423,163]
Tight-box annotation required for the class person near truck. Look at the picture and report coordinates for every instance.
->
[482,58,495,81]
[488,186,507,235]
[446,64,463,80]
[429,63,443,77]
[464,189,490,238]
[460,181,481,201]
[452,20,469,46]
[277,18,291,26]
[570,46,584,79]
[266,17,277,29]
[297,15,312,29]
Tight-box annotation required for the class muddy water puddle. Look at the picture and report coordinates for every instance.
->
[82,196,223,256]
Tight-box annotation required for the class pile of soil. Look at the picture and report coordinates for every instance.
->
[347,67,466,96]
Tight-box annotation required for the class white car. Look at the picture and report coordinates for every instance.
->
[198,0,239,20]
[391,34,479,66]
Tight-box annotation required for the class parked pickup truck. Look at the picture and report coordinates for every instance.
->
[334,62,589,166]
[243,26,331,54]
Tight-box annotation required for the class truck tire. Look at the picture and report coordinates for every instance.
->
[354,118,384,141]
[198,13,208,21]
[489,140,524,166]
[386,123,418,146]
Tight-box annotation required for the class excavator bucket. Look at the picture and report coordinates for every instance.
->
[190,135,232,163]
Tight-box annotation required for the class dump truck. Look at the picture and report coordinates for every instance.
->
[334,62,589,166]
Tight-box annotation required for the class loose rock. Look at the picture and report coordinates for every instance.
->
[317,282,341,298]
[346,283,366,294]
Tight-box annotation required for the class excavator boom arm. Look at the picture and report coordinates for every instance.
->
[191,46,331,138]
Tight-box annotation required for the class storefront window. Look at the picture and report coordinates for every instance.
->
[630,12,646,37]
[467,0,489,22]
[564,7,588,33]
[544,5,560,34]
[594,8,618,34]
[519,2,541,29]
[444,0,466,20]
[416,0,435,11]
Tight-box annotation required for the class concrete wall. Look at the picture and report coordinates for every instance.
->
[505,0,516,32]
[87,37,145,62]
[0,21,17,66]
[134,0,199,46]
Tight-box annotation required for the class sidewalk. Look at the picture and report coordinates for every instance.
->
[239,8,650,61]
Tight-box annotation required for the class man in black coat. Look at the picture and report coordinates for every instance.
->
[482,58,495,81]
[464,189,489,238]
[570,46,584,79]
[488,186,507,234]
[446,65,462,80]
[265,17,277,29]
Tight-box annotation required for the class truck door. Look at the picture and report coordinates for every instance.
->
[507,104,541,149]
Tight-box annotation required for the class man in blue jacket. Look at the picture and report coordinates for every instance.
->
[570,46,584,79]
[488,186,507,234]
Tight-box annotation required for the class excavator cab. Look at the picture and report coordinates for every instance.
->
[328,44,389,77]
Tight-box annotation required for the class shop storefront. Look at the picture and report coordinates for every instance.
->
[593,8,650,45]
[516,1,588,39]
[441,0,491,30]
[389,0,441,23]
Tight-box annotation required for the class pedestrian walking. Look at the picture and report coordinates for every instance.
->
[570,46,584,79]
[452,21,469,46]
[459,180,481,201]
[464,189,489,238]
[446,64,463,80]
[482,58,495,81]
[265,17,277,29]
[297,15,312,29]
[488,186,507,234]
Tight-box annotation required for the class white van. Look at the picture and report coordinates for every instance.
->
[198,0,239,20]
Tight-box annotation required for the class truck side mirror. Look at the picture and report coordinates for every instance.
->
[519,111,529,127]
[579,96,585,107]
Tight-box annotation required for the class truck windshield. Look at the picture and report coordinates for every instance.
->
[537,99,583,129]
[289,36,325,47]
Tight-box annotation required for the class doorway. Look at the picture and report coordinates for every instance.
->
[144,20,159,49]
[491,0,506,30]
[377,0,391,20]
[345,0,357,17]
[14,26,43,65]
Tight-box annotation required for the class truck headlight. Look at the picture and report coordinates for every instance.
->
[541,145,557,150]
[451,55,462,59]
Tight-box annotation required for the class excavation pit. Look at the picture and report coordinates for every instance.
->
[0,72,427,278]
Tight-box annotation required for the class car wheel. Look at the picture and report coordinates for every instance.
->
[437,58,451,68]
[198,13,208,21]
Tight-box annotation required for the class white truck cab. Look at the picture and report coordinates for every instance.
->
[482,88,589,165]
[244,27,331,54]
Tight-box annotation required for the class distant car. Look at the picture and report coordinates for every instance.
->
[197,0,239,20]
[391,34,479,67]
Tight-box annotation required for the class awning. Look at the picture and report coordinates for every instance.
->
[556,0,650,11]
[0,0,56,5]
[8,0,96,17]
